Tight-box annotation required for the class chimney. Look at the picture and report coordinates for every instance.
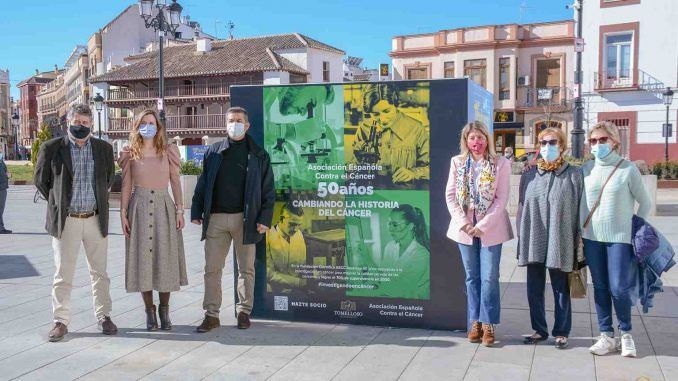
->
[54,64,59,73]
[35,69,39,75]
[196,38,212,54]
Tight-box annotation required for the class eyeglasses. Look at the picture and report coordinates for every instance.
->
[387,221,407,229]
[539,139,558,147]
[588,137,610,145]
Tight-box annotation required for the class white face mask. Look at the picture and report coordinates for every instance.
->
[227,122,246,139]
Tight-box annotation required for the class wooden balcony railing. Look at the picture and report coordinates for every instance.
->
[107,80,264,101]
[108,114,229,132]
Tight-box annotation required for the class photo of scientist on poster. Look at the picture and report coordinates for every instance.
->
[344,83,430,190]
[266,195,346,295]
[345,192,430,300]
[264,85,345,191]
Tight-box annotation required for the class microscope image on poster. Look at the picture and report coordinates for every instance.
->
[264,85,345,193]
[344,82,431,190]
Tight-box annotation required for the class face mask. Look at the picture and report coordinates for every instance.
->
[227,122,246,139]
[591,143,612,160]
[468,140,486,155]
[69,125,91,140]
[540,144,560,162]
[139,123,157,139]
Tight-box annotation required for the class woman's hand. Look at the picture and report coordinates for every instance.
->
[392,168,416,183]
[460,223,473,234]
[121,212,131,238]
[176,213,185,230]
[468,226,484,237]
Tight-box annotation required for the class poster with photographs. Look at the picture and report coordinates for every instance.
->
[231,78,493,330]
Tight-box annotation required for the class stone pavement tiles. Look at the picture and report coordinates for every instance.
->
[0,186,677,381]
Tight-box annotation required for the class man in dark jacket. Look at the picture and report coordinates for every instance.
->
[191,106,274,332]
[34,104,117,342]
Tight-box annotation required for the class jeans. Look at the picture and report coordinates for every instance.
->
[458,238,502,326]
[584,239,638,334]
[527,264,571,338]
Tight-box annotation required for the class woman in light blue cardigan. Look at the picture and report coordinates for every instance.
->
[581,121,651,359]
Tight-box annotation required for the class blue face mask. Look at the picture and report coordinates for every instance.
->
[540,144,560,162]
[139,123,157,139]
[591,143,612,160]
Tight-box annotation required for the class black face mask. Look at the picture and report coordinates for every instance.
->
[69,125,91,140]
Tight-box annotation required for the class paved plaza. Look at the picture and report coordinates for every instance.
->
[0,185,677,381]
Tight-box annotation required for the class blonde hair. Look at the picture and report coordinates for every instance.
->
[128,109,167,160]
[536,127,568,154]
[588,121,621,151]
[459,121,496,158]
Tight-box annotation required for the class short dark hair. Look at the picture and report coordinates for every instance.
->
[281,200,304,217]
[226,106,248,120]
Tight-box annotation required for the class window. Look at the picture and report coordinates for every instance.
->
[464,59,487,88]
[605,33,633,85]
[407,67,429,80]
[444,61,455,78]
[498,58,510,100]
[322,61,330,82]
[174,32,183,39]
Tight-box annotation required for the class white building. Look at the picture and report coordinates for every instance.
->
[343,56,379,82]
[580,0,678,163]
[390,21,575,155]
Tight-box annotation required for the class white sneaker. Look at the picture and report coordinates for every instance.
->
[589,334,617,356]
[620,332,637,358]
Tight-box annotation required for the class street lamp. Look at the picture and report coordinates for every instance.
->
[663,87,674,163]
[93,92,104,139]
[11,113,19,160]
[139,0,183,124]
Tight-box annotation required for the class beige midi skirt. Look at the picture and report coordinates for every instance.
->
[125,186,188,292]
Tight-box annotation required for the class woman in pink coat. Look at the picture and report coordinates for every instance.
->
[445,121,513,347]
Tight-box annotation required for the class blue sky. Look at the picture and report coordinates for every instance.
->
[0,0,572,98]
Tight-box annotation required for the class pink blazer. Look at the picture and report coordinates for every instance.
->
[445,155,514,247]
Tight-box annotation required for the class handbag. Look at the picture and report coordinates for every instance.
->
[569,259,588,299]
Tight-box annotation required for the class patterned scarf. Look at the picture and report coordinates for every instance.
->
[537,157,565,172]
[455,154,498,216]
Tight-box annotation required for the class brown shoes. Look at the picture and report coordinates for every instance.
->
[98,316,118,335]
[237,312,251,329]
[482,323,496,347]
[468,320,483,343]
[196,315,220,333]
[48,322,68,342]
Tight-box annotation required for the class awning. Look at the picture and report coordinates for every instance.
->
[493,122,524,129]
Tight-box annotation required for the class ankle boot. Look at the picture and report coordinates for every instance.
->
[159,305,172,330]
[146,305,158,331]
[468,320,483,343]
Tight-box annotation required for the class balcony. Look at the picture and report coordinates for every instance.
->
[517,87,573,111]
[106,80,264,104]
[594,69,664,92]
[107,114,229,137]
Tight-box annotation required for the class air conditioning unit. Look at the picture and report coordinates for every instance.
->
[518,75,530,87]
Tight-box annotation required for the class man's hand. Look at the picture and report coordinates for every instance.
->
[392,168,416,183]
[191,219,203,225]
[257,223,269,234]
